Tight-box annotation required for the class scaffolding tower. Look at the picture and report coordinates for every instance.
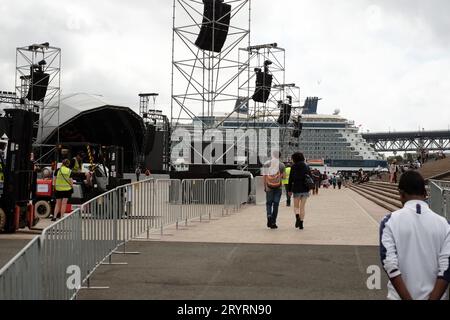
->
[171,0,251,130]
[139,93,171,172]
[237,43,302,161]
[15,43,61,146]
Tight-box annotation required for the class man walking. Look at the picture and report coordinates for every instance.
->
[380,171,450,300]
[135,166,141,182]
[263,151,285,229]
[336,172,342,190]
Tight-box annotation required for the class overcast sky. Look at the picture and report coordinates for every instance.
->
[1,0,449,132]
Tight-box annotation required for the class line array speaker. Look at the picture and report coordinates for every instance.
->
[195,0,232,53]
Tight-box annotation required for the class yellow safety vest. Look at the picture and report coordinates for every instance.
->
[72,157,81,173]
[55,166,72,191]
[282,167,291,185]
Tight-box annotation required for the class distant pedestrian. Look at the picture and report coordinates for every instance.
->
[311,169,321,195]
[380,171,450,300]
[135,166,141,181]
[389,160,398,184]
[287,152,311,230]
[357,169,364,183]
[263,151,286,229]
[282,163,292,207]
[332,174,337,189]
[336,173,342,189]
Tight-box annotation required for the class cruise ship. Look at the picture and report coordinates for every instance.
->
[298,113,387,171]
[175,106,387,173]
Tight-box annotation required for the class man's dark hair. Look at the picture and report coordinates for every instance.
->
[398,170,426,196]
[292,152,305,164]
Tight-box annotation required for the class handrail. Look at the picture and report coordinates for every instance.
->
[0,236,40,275]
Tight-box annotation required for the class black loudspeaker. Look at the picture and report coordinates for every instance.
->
[293,117,303,138]
[143,124,156,154]
[3,109,34,203]
[277,102,292,125]
[26,67,50,102]
[195,0,231,53]
[252,70,273,103]
[145,131,164,172]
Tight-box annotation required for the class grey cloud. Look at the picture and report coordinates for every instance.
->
[1,0,449,132]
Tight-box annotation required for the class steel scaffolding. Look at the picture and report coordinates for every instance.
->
[237,43,302,161]
[15,43,61,145]
[171,0,251,130]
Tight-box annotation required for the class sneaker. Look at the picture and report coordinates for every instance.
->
[51,217,57,222]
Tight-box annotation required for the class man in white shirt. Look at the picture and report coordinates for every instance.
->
[380,171,450,300]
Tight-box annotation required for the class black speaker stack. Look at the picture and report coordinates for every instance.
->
[26,66,50,102]
[195,0,232,53]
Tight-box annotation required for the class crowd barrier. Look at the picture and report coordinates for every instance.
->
[0,178,249,300]
[429,180,450,219]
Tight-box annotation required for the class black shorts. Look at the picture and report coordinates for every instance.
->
[55,190,73,199]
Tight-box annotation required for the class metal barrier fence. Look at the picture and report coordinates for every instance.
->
[205,179,225,218]
[182,179,205,224]
[429,180,450,219]
[0,177,249,300]
[0,236,41,300]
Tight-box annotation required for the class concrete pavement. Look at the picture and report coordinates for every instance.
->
[77,188,391,299]
[78,242,388,300]
[138,188,389,246]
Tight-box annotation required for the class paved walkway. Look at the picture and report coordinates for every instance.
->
[140,188,388,246]
[77,188,391,300]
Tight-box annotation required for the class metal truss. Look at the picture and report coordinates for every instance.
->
[15,43,61,145]
[363,131,450,152]
[171,0,251,130]
[0,91,20,106]
[236,43,302,161]
[139,93,171,171]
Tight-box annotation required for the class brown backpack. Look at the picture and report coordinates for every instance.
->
[266,171,282,189]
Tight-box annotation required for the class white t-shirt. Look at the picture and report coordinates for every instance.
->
[380,200,450,300]
[262,159,285,176]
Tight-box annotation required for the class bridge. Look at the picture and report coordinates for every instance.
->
[362,130,450,152]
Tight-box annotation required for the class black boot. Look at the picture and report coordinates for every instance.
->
[267,217,272,228]
[299,220,304,230]
[295,214,300,228]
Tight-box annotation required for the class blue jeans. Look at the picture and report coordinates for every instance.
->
[266,188,282,223]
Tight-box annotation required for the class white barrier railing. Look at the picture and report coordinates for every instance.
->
[0,177,249,300]
[429,180,450,219]
[0,236,41,300]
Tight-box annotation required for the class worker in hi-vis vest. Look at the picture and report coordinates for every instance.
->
[71,152,83,173]
[282,164,292,207]
[52,159,73,222]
